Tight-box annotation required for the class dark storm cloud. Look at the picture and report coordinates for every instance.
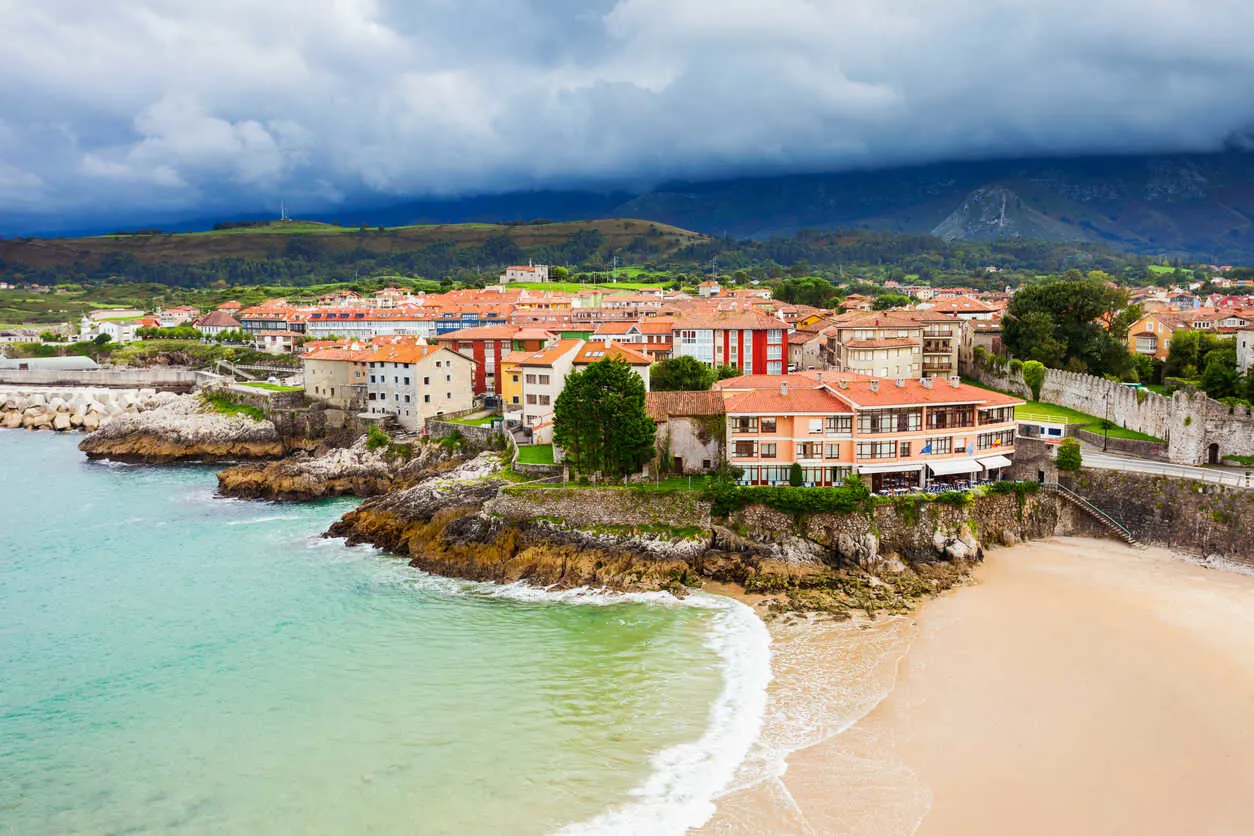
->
[2,0,1254,226]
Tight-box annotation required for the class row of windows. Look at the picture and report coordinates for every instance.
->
[739,466,851,485]
[978,430,1015,449]
[524,394,552,406]
[367,374,453,385]
[858,408,922,435]
[367,392,455,403]
[731,441,847,460]
[978,407,1015,424]
[731,416,855,435]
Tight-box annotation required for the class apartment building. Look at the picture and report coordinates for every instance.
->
[722,374,1022,491]
[362,344,476,432]
[824,311,963,379]
[571,341,652,389]
[303,344,369,410]
[671,310,787,375]
[516,339,583,441]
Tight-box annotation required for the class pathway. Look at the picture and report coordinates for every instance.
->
[1080,448,1254,489]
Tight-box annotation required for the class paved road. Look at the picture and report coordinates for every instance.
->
[1081,449,1254,489]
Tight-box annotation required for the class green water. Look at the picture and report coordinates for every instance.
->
[0,432,768,834]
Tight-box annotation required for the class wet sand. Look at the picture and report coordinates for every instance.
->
[706,537,1254,835]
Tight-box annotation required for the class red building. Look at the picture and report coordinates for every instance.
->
[437,325,557,395]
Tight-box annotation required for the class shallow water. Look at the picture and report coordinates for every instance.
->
[0,432,766,834]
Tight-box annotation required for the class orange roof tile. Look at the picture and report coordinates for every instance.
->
[518,339,583,367]
[573,341,651,365]
[723,388,853,414]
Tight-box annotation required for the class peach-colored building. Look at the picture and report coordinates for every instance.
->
[718,374,1022,490]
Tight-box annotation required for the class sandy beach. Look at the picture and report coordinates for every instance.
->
[706,537,1254,835]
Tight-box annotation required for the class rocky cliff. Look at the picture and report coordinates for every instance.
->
[78,393,288,463]
[216,437,460,501]
[327,462,1068,615]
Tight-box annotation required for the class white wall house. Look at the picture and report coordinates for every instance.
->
[362,344,477,432]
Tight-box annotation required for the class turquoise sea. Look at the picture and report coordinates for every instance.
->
[0,432,769,834]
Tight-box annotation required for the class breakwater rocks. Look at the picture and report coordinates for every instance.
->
[327,463,1067,614]
[79,393,287,463]
[216,437,459,501]
[0,386,176,432]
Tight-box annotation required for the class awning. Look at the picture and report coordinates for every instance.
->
[979,454,1013,470]
[927,458,983,476]
[856,462,924,475]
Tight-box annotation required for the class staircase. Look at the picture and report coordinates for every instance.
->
[1042,482,1139,546]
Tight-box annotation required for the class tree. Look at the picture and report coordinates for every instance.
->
[715,365,740,381]
[1199,346,1240,398]
[1022,360,1046,402]
[1129,353,1155,384]
[1056,437,1082,471]
[773,276,838,307]
[550,265,570,281]
[872,293,912,310]
[789,462,804,486]
[553,359,656,478]
[650,356,716,391]
[1002,275,1133,375]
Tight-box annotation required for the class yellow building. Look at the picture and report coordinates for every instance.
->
[500,350,529,422]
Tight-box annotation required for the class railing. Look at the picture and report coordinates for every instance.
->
[1042,482,1138,545]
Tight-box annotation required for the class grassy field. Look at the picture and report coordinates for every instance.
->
[1015,401,1164,442]
[506,281,669,292]
[448,413,499,427]
[515,444,555,465]
[241,382,302,392]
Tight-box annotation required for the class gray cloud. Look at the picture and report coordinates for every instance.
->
[3,0,1254,228]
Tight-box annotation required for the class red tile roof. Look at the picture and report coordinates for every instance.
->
[723,388,853,414]
[645,391,726,420]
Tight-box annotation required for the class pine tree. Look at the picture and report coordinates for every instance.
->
[554,359,656,478]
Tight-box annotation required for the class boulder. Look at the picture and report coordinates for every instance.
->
[69,413,84,427]
[52,413,72,431]
[2,412,22,429]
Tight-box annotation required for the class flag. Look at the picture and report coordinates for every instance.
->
[920,442,932,454]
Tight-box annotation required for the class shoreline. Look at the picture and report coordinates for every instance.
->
[705,536,1254,835]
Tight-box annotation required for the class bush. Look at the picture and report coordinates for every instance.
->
[703,478,871,518]
[1022,360,1046,401]
[1056,437,1082,471]
[365,424,390,451]
[789,462,804,487]
[1008,359,1023,374]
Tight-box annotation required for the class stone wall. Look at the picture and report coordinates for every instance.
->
[1073,428,1169,461]
[965,362,1254,465]
[656,416,722,475]
[428,418,501,446]
[1062,469,1254,564]
[0,367,198,391]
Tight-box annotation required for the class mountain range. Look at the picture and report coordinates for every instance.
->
[309,152,1254,262]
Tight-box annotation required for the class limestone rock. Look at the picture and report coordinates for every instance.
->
[52,413,72,431]
[78,393,284,462]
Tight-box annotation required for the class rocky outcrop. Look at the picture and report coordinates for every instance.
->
[0,386,177,432]
[216,437,460,501]
[326,469,1068,611]
[78,393,285,463]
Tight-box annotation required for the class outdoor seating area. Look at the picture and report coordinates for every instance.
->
[873,478,1000,496]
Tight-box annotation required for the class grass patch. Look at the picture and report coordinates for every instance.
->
[202,394,265,421]
[515,444,555,465]
[241,382,302,392]
[448,413,500,427]
[1222,455,1254,467]
[503,281,668,292]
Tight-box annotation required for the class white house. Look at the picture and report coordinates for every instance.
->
[362,343,477,432]
[500,264,550,284]
[195,310,243,337]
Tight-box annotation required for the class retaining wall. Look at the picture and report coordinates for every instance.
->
[1073,428,1169,460]
[0,367,198,391]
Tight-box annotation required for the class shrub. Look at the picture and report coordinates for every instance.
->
[703,478,871,518]
[789,462,804,487]
[365,424,390,451]
[1056,437,1082,471]
[1008,359,1023,374]
[1022,360,1046,401]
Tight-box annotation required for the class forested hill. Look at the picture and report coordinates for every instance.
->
[0,219,703,288]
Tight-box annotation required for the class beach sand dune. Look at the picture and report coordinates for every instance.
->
[707,537,1254,836]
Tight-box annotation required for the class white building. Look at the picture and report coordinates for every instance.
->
[500,264,550,284]
[79,316,138,344]
[362,343,477,432]
[1239,329,1254,374]
[517,339,583,442]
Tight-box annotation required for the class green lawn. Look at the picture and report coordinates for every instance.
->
[449,413,500,427]
[515,444,555,465]
[241,382,302,392]
[505,281,668,293]
[1015,401,1164,442]
[1144,384,1166,395]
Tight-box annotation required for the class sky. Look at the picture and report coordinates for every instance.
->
[3,0,1254,230]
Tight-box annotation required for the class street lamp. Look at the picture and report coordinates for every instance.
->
[1102,392,1110,452]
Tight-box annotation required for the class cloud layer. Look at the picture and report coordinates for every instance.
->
[3,0,1254,228]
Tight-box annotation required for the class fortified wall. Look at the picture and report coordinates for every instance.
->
[966,363,1254,465]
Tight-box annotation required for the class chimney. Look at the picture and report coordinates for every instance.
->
[921,376,933,389]
[896,377,906,387]
[949,375,961,388]
[815,371,824,382]
[780,382,789,396]
[869,379,879,393]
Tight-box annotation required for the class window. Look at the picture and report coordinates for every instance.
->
[857,408,921,434]
[766,362,783,375]
[978,406,1015,425]
[525,374,537,384]
[526,394,537,405]
[733,440,756,457]
[539,375,550,385]
[512,375,519,383]
[925,436,952,455]
[680,330,698,345]
[767,329,783,344]
[978,430,1015,450]
[394,393,400,401]
[767,345,783,361]
[447,392,452,399]
[760,417,777,433]
[404,395,411,403]
[423,376,430,385]
[754,442,773,458]
[403,377,410,386]
[899,441,911,457]
[393,376,399,384]
[369,375,376,384]
[856,441,896,460]
[511,396,519,404]
[424,394,431,403]
[539,395,551,406]
[797,442,821,459]
[926,406,975,430]
[731,417,759,433]
[825,443,842,459]
[808,418,823,434]
[826,416,852,434]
